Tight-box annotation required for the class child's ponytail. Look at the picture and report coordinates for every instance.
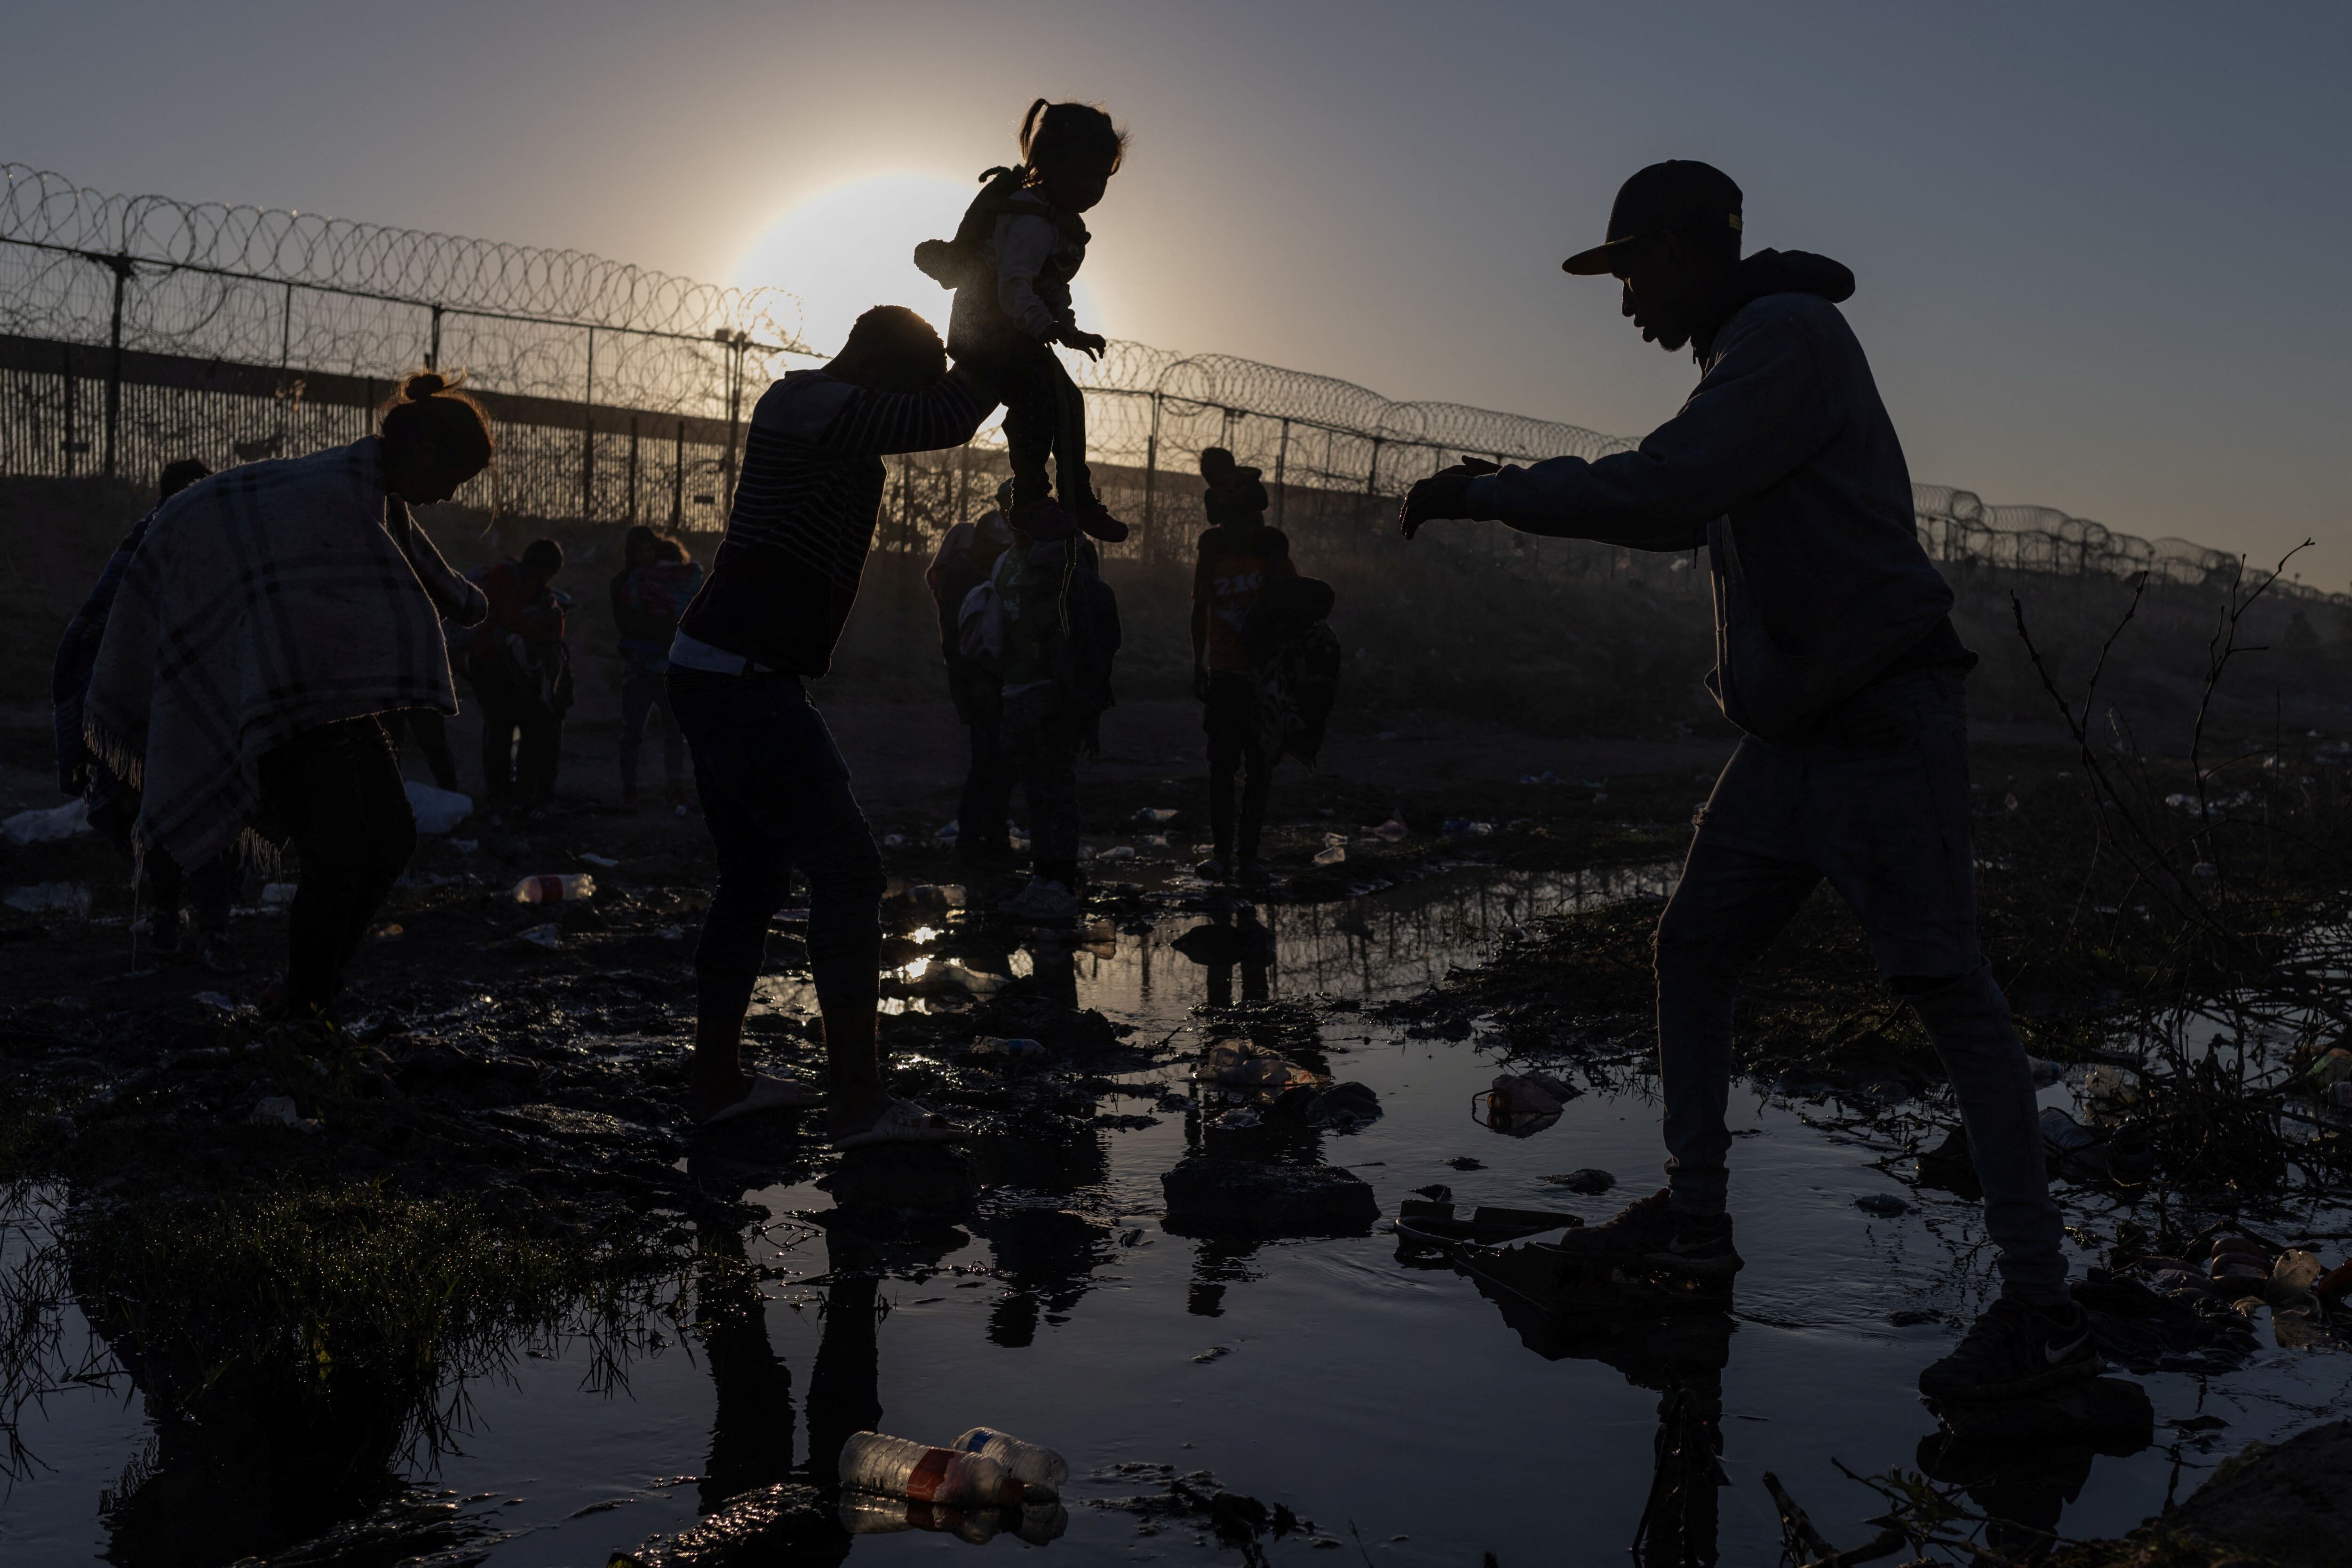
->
[1017,99,1127,177]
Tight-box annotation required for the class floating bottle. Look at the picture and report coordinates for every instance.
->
[837,1432,1025,1509]
[951,1427,1069,1495]
[510,873,594,904]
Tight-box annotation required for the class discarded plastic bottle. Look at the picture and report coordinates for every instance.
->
[837,1432,1025,1509]
[952,1427,1069,1495]
[969,1036,1045,1061]
[2038,1105,2096,1155]
[511,873,594,904]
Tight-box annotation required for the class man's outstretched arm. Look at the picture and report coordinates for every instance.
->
[1402,312,1836,549]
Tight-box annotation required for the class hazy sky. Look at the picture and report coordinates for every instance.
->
[9,2,2347,581]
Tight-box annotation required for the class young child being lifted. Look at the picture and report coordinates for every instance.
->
[920,98,1131,544]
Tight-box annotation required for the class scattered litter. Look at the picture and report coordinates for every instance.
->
[2025,1054,2063,1087]
[882,833,906,848]
[1195,1038,1319,1090]
[403,781,473,835]
[517,923,562,949]
[1544,1169,1614,1194]
[1518,770,1561,785]
[1312,844,1347,866]
[1371,819,1407,842]
[2306,1049,2352,1090]
[1,800,90,845]
[448,837,478,854]
[579,852,621,868]
[1854,1193,1909,1217]
[1096,844,1136,862]
[838,1432,1027,1509]
[968,1035,1045,1061]
[1192,1346,1232,1363]
[1441,819,1494,838]
[1280,1079,1383,1130]
[261,883,300,908]
[925,962,1006,997]
[655,926,685,940]
[953,1427,1068,1495]
[248,1096,318,1132]
[1213,1106,1264,1130]
[1412,1184,1453,1202]
[371,922,405,941]
[1132,807,1183,826]
[191,991,238,1011]
[905,884,966,911]
[512,874,594,904]
[1446,1156,1485,1171]
[5,882,91,917]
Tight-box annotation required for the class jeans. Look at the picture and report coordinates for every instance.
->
[669,670,885,1026]
[958,708,1013,860]
[990,340,1095,512]
[1655,668,2066,1303]
[1203,671,1271,864]
[1000,684,1081,883]
[256,717,416,1009]
[472,661,561,806]
[619,673,684,796]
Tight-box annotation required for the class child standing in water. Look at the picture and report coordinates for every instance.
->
[934,99,1131,544]
[1190,447,1293,884]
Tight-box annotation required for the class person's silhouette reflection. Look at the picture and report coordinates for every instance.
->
[1172,902,1274,1007]
[1911,1388,2155,1563]
[1438,1234,1734,1568]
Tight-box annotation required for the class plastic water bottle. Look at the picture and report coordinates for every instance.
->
[952,1427,1069,1495]
[837,1432,1024,1509]
[510,873,594,904]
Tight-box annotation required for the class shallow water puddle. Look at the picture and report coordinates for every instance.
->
[7,863,2350,1565]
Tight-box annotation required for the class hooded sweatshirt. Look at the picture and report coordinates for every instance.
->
[1464,249,1965,740]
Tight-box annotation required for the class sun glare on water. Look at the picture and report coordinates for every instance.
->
[735,172,1100,359]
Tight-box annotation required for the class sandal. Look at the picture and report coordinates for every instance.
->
[832,1098,965,1148]
[697,1072,824,1128]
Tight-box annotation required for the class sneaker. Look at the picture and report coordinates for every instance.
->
[1193,856,1231,883]
[199,934,246,976]
[1549,1188,1744,1278]
[1071,500,1130,543]
[133,911,183,959]
[1918,1295,2103,1403]
[1001,877,1081,921]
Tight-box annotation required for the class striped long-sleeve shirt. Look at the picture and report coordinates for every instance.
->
[676,369,986,675]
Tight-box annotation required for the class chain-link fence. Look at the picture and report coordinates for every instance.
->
[0,161,2331,608]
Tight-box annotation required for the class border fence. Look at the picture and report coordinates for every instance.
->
[0,162,2332,608]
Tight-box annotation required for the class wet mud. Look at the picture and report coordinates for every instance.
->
[6,743,2352,1566]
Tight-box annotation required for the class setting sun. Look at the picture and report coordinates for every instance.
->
[732,171,1101,359]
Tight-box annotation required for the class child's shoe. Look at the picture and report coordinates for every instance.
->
[1011,498,1079,541]
[1071,501,1130,543]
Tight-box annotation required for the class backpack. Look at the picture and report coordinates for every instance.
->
[914,166,1089,291]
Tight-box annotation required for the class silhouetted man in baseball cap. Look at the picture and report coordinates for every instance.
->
[1402,161,2087,1407]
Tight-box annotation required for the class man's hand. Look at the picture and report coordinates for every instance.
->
[1058,326,1108,360]
[1399,457,1500,540]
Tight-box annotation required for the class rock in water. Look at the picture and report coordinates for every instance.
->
[1160,1155,1380,1237]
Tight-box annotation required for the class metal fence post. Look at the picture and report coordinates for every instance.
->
[102,251,132,480]
[627,415,640,525]
[580,326,596,523]
[60,341,76,478]
[1143,390,1163,556]
[427,304,443,371]
[672,418,685,527]
[1274,417,1289,526]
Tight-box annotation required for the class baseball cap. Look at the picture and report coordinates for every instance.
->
[1562,160,1744,276]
